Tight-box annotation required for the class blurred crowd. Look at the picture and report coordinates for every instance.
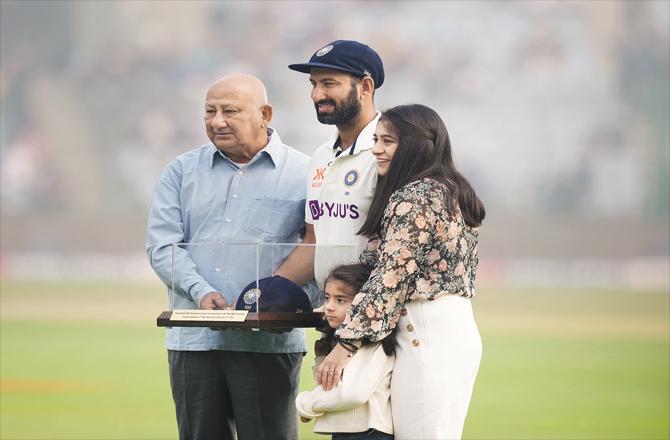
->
[1,0,668,254]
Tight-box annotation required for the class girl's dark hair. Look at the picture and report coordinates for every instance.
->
[325,263,372,295]
[320,263,396,356]
[358,104,485,238]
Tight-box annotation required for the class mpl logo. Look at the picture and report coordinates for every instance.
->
[309,200,359,221]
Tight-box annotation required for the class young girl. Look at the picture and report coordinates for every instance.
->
[295,263,394,440]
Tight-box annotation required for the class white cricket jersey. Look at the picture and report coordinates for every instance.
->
[306,113,380,287]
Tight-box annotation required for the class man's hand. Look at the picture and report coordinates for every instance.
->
[199,292,230,310]
[274,223,315,286]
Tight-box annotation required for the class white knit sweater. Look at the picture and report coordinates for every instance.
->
[295,343,394,435]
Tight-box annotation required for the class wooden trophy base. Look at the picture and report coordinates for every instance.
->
[157,311,325,329]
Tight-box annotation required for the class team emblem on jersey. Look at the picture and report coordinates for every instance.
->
[316,45,333,57]
[343,169,359,187]
[243,288,261,305]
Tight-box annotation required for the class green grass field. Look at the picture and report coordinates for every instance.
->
[1,281,668,439]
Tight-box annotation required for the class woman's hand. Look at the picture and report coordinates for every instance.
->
[316,343,352,391]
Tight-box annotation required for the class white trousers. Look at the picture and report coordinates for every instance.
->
[391,295,482,440]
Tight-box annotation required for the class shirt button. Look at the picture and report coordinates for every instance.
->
[412,339,420,347]
[407,324,414,332]
[225,218,231,222]
[232,194,238,198]
[400,308,407,316]
[238,171,243,175]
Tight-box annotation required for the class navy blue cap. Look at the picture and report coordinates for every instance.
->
[288,40,384,89]
[236,276,313,313]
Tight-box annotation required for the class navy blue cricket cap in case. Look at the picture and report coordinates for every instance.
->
[236,276,313,313]
[288,40,385,89]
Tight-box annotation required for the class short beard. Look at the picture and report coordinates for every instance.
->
[315,86,362,126]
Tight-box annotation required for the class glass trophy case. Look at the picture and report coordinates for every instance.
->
[156,242,358,329]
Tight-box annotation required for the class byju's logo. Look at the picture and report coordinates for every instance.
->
[309,200,323,220]
[309,200,359,221]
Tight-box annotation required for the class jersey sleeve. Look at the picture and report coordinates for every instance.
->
[304,152,320,225]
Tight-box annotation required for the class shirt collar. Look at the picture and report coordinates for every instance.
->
[329,111,381,157]
[209,128,281,169]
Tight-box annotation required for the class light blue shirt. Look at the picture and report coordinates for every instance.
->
[147,129,312,352]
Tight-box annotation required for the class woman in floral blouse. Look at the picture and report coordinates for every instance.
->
[316,104,486,439]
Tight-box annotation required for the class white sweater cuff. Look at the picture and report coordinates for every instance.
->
[295,391,325,419]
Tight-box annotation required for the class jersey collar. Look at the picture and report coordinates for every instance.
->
[329,111,381,157]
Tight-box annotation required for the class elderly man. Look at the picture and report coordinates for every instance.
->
[147,74,309,440]
[277,40,385,289]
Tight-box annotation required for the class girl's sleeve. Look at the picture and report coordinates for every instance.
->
[295,345,393,416]
[337,183,439,342]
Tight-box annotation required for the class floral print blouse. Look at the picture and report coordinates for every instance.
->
[336,178,480,342]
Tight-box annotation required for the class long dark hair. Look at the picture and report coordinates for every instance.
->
[358,104,485,238]
[317,263,396,356]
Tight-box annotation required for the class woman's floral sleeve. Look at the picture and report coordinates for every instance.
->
[336,183,439,342]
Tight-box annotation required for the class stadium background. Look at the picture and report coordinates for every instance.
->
[1,1,668,439]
